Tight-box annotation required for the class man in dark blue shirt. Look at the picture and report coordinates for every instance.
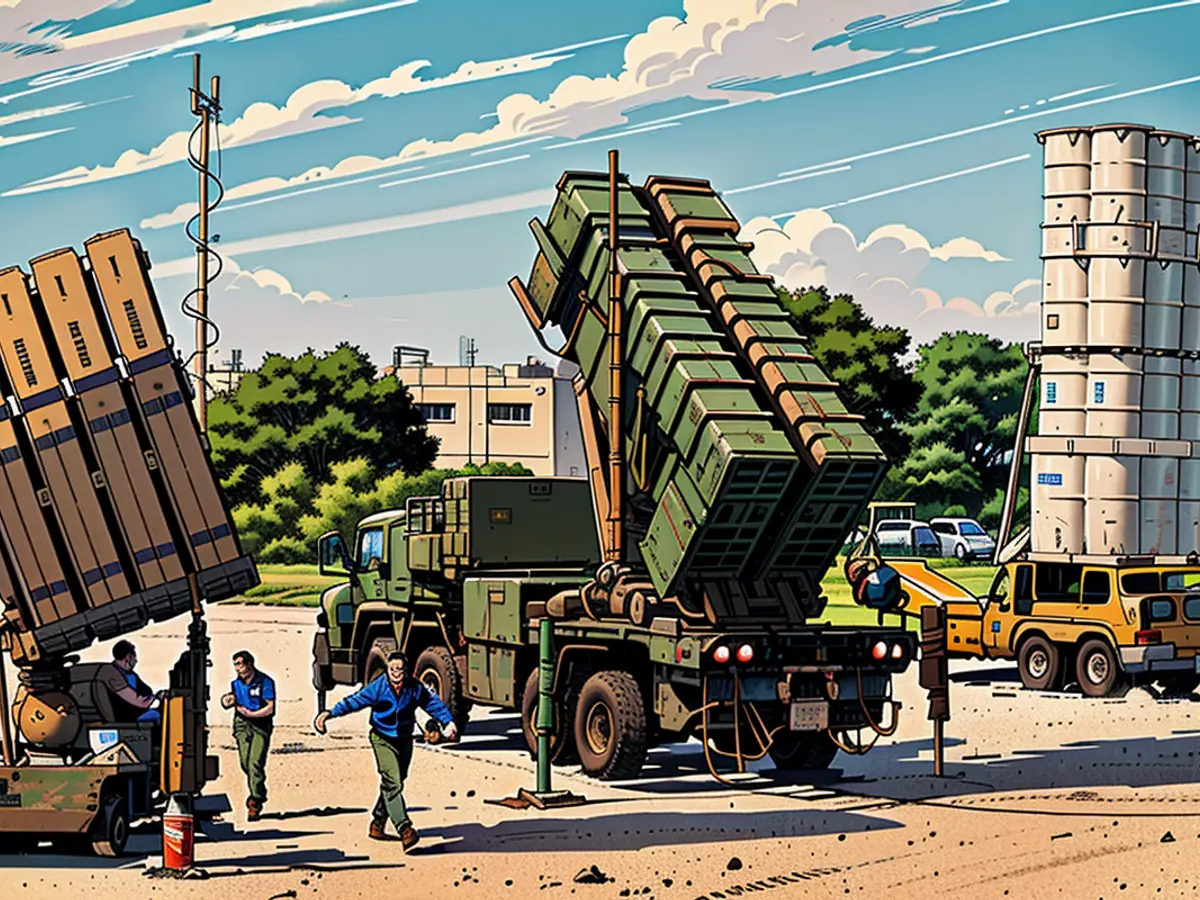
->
[314,650,457,850]
[220,650,276,822]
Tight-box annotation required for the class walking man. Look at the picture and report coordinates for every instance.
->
[313,650,457,851]
[220,650,275,822]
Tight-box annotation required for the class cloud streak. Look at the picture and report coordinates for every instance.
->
[133,1,980,224]
[0,1,414,98]
[149,188,558,275]
[7,32,626,197]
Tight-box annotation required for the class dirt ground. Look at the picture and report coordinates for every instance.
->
[4,603,1200,899]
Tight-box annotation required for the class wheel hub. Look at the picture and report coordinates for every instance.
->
[584,702,613,755]
[1086,652,1109,684]
[1028,649,1049,679]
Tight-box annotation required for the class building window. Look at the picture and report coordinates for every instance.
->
[416,403,455,422]
[1045,382,1057,404]
[488,403,532,424]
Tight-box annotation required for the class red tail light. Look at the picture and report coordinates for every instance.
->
[1136,629,1162,645]
[713,645,731,664]
[736,644,754,664]
[871,641,888,660]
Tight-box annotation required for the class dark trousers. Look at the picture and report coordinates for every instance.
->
[233,716,272,803]
[369,730,414,830]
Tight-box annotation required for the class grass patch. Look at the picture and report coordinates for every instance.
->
[225,558,1001,616]
[220,563,342,608]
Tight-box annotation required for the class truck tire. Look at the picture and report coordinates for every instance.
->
[90,793,129,857]
[768,731,839,771]
[521,668,578,764]
[363,636,397,685]
[573,671,647,781]
[415,647,469,732]
[1075,639,1129,698]
[1017,636,1064,691]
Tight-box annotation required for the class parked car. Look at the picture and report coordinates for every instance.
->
[929,517,996,561]
[873,519,941,557]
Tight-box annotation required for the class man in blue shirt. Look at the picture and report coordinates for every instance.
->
[220,650,276,822]
[100,640,164,724]
[314,650,457,851]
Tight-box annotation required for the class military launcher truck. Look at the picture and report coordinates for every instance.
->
[311,160,914,780]
[0,230,258,853]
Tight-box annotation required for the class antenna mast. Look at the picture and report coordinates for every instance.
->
[187,54,222,433]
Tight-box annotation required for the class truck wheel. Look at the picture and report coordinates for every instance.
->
[1017,636,1064,691]
[363,636,397,685]
[415,647,469,732]
[1075,639,1129,698]
[573,671,647,781]
[768,732,839,771]
[521,669,578,764]
[90,793,129,857]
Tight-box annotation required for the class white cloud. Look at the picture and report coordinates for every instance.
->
[135,0,982,215]
[741,211,1038,346]
[7,34,622,196]
[215,256,332,305]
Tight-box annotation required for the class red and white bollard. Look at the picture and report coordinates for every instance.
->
[163,793,194,870]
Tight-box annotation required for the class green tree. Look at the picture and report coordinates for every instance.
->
[777,286,921,466]
[896,332,1028,517]
[208,344,438,505]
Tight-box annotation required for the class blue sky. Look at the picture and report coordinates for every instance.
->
[2,0,1200,370]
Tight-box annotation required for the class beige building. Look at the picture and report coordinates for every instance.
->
[203,347,246,400]
[386,354,586,477]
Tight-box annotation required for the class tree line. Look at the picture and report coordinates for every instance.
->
[208,289,1032,564]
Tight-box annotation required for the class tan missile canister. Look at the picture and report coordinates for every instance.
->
[1178,458,1200,555]
[0,399,76,625]
[1038,353,1088,435]
[1140,354,1181,439]
[84,229,239,566]
[0,266,128,609]
[1030,449,1085,554]
[1139,455,1179,555]
[31,248,185,587]
[1085,453,1141,555]
[1086,352,1143,437]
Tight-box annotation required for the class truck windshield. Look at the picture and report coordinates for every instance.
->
[358,527,384,568]
[959,522,986,536]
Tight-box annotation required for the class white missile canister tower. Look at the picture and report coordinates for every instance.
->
[1032,124,1200,559]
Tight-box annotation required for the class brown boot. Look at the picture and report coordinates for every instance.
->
[368,818,387,841]
[247,798,262,822]
[399,824,419,852]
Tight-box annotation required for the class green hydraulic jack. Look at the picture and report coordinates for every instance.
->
[496,618,587,810]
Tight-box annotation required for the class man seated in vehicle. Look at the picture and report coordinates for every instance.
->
[97,639,164,725]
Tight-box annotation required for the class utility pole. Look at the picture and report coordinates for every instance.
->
[190,54,220,432]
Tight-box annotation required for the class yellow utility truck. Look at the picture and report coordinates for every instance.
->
[884,553,1200,697]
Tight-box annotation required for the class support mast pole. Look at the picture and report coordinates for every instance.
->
[190,55,220,433]
[605,150,624,563]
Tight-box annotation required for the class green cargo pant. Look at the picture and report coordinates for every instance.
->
[369,729,415,831]
[233,716,272,803]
